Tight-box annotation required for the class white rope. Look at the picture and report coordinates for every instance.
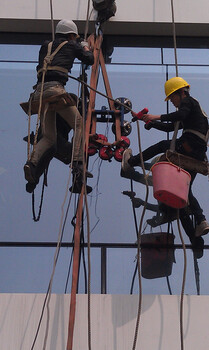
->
[170,2,187,349]
[131,120,149,350]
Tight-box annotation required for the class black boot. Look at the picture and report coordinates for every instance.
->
[72,162,93,179]
[69,162,93,194]
[24,161,38,184]
[70,173,92,194]
[26,182,37,193]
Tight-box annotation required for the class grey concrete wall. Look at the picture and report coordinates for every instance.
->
[1,293,209,349]
[1,0,209,36]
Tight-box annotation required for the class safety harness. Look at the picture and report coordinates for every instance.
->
[37,40,68,78]
[183,128,209,143]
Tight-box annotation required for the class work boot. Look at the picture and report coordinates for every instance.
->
[69,175,92,194]
[69,162,93,194]
[26,182,37,193]
[191,236,204,259]
[72,162,93,179]
[121,149,148,184]
[121,148,133,173]
[70,182,92,194]
[24,161,37,183]
[195,220,209,237]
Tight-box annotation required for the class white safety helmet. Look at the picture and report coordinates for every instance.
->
[55,19,78,36]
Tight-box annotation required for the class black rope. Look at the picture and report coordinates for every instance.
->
[165,222,173,295]
[32,172,46,222]
[129,179,141,294]
[193,253,200,295]
[30,185,74,350]
[130,263,138,295]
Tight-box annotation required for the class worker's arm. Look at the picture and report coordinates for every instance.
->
[75,41,94,66]
[145,121,176,132]
[143,98,192,123]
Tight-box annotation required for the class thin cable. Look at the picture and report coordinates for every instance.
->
[68,73,134,113]
[193,253,200,295]
[30,172,74,350]
[50,0,55,41]
[171,0,178,77]
[170,0,180,151]
[80,225,88,293]
[80,60,92,350]
[32,174,46,222]
[27,95,33,160]
[84,0,91,40]
[64,243,74,294]
[170,3,186,349]
[132,120,150,350]
[129,179,141,295]
[176,211,187,350]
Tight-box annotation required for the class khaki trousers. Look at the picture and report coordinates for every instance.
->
[30,82,83,165]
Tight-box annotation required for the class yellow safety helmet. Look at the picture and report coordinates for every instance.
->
[164,77,190,101]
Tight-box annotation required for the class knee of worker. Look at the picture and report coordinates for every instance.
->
[72,109,83,130]
[157,139,170,153]
[42,136,57,150]
[36,145,56,178]
[58,106,83,130]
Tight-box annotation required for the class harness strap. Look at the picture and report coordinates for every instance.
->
[37,65,68,76]
[37,40,68,77]
[183,128,208,143]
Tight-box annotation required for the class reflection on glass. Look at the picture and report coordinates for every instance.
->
[111,47,162,64]
[1,44,209,296]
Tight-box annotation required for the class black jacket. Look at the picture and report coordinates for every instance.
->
[160,96,208,136]
[36,37,94,85]
[151,95,208,153]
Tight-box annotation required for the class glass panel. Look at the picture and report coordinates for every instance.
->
[0,44,39,61]
[167,65,209,246]
[111,47,162,64]
[108,248,209,295]
[163,48,209,65]
[0,246,101,293]
[0,62,89,243]
[87,64,167,243]
[1,43,209,295]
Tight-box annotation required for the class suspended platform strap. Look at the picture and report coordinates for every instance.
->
[20,92,76,115]
[159,150,209,175]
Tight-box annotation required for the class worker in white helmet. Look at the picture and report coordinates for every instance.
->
[24,19,94,194]
[122,77,209,238]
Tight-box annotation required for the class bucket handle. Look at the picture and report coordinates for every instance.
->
[166,150,182,171]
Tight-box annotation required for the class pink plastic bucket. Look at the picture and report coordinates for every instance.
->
[151,162,191,209]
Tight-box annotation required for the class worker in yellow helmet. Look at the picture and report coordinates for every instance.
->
[122,76,209,238]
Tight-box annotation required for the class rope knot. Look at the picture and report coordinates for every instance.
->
[44,55,53,65]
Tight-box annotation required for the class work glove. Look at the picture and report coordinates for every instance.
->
[144,121,154,130]
[80,40,89,49]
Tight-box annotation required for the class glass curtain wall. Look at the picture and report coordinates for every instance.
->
[0,44,209,294]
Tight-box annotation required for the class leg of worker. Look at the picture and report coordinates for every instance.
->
[58,106,83,162]
[128,139,171,167]
[179,208,204,259]
[188,173,205,224]
[59,105,92,193]
[24,107,57,184]
[30,108,57,166]
[188,172,209,236]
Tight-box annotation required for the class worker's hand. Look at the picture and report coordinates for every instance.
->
[142,114,161,122]
[144,121,155,130]
[131,111,137,118]
[81,40,89,51]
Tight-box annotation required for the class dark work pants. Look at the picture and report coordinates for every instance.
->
[130,139,206,224]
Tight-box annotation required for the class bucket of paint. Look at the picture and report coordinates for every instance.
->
[151,161,191,209]
[141,232,175,279]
